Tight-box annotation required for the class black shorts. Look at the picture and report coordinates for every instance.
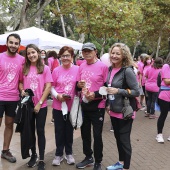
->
[0,101,19,118]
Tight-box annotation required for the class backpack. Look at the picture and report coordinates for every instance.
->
[51,59,59,72]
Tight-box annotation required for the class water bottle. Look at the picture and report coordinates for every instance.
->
[108,84,115,100]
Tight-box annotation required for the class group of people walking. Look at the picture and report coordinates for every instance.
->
[136,53,170,144]
[0,33,169,170]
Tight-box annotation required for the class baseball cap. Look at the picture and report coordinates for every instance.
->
[82,42,96,51]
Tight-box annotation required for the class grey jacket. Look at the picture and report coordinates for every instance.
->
[107,66,140,113]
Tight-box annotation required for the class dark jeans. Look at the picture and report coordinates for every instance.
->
[142,86,148,105]
[157,99,170,134]
[53,109,73,156]
[111,117,133,169]
[146,91,158,115]
[31,107,47,160]
[81,108,105,163]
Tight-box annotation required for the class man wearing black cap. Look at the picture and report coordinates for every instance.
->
[76,42,108,170]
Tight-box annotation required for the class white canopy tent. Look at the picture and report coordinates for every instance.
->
[0,27,83,50]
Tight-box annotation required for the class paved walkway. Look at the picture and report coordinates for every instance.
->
[1,101,170,170]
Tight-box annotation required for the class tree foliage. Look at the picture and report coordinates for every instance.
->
[1,0,170,56]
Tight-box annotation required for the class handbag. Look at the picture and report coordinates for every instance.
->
[69,95,83,130]
[121,97,134,120]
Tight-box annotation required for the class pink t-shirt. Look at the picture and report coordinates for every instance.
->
[0,52,25,101]
[159,64,170,102]
[22,65,53,108]
[141,65,151,86]
[77,60,108,108]
[109,68,136,119]
[145,67,161,92]
[52,65,79,111]
[137,61,144,75]
[76,59,85,66]
[48,57,60,71]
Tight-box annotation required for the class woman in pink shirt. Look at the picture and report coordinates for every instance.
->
[50,46,79,166]
[156,54,170,143]
[139,55,152,110]
[19,44,53,170]
[106,43,139,170]
[145,57,163,119]
[47,50,60,72]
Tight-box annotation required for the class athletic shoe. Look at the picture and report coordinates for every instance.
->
[65,154,75,165]
[76,157,94,169]
[167,136,170,141]
[27,153,38,167]
[1,149,16,163]
[140,106,146,111]
[145,113,150,117]
[106,162,123,170]
[37,161,45,170]
[156,134,164,143]
[52,156,63,166]
[93,162,102,170]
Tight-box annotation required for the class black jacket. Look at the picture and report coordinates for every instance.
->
[14,89,34,159]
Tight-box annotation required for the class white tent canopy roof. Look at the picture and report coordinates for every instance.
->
[0,27,83,50]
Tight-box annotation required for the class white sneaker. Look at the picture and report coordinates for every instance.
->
[167,136,170,141]
[52,156,63,166]
[156,134,164,143]
[65,155,75,165]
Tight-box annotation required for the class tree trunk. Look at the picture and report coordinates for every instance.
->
[156,36,161,58]
[100,36,106,57]
[56,0,67,37]
[18,0,52,30]
[67,25,75,40]
[78,33,85,43]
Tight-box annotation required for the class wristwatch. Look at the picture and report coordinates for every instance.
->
[39,101,43,105]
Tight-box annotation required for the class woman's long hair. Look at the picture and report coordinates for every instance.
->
[41,50,48,65]
[47,50,58,59]
[109,43,133,67]
[23,44,44,75]
[143,55,151,68]
[152,57,163,69]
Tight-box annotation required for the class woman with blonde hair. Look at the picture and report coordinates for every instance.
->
[106,43,139,170]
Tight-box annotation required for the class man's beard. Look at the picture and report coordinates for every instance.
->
[7,46,18,55]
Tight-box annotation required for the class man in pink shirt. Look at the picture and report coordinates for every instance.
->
[0,34,25,163]
[76,42,108,170]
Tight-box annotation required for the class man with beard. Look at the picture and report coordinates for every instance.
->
[0,34,25,163]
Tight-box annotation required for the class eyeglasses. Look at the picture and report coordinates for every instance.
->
[61,54,71,58]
